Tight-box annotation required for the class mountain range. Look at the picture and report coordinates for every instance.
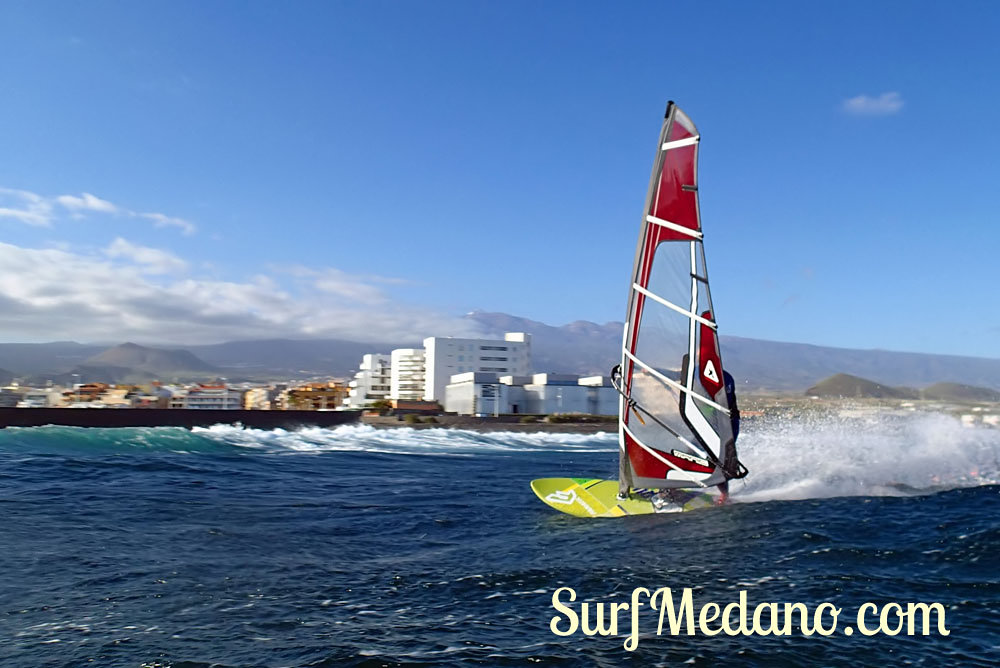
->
[0,311,997,392]
[806,373,1000,402]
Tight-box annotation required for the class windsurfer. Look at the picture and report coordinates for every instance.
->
[717,370,740,504]
[724,370,740,441]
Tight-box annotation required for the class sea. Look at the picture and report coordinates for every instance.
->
[1,411,998,667]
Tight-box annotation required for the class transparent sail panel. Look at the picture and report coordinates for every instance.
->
[642,241,692,307]
[627,365,690,454]
[696,282,714,321]
[632,299,689,381]
[694,242,708,281]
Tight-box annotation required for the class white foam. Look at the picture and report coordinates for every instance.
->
[193,422,618,456]
[732,411,1000,502]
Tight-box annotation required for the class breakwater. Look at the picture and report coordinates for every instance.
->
[0,407,361,430]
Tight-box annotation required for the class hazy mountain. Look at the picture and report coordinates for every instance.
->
[0,312,998,390]
[921,382,1000,402]
[805,373,918,399]
[719,336,1000,392]
[467,311,622,376]
[0,342,105,376]
[185,338,408,376]
[27,343,224,385]
[61,364,145,385]
[85,343,218,374]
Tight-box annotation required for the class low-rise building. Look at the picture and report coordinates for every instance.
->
[92,387,131,408]
[185,384,244,410]
[61,383,110,405]
[0,387,24,407]
[444,372,618,416]
[16,388,62,408]
[129,394,167,408]
[277,382,348,410]
[243,387,275,410]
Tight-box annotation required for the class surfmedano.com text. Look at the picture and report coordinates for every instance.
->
[549,587,950,651]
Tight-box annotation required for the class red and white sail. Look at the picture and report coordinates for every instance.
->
[617,103,739,493]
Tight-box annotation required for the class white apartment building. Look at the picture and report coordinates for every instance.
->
[344,353,392,408]
[423,332,531,403]
[390,348,426,401]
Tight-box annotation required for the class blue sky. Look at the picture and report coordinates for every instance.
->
[1,1,998,357]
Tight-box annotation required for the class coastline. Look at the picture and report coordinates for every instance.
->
[360,415,615,434]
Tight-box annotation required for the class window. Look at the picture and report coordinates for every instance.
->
[480,345,508,351]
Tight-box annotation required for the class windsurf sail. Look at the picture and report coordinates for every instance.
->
[613,102,747,496]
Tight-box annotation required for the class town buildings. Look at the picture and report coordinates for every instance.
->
[276,382,348,410]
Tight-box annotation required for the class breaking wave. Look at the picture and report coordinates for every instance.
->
[193,423,617,456]
[733,411,1000,502]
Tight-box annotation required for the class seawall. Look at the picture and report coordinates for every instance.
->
[0,407,361,430]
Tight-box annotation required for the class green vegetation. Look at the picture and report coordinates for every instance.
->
[421,416,438,424]
[402,414,420,424]
[518,416,540,423]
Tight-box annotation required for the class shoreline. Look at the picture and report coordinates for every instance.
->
[360,415,616,434]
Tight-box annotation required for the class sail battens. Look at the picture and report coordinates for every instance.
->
[645,215,702,240]
[622,423,709,488]
[661,137,699,151]
[621,348,730,416]
[631,283,717,329]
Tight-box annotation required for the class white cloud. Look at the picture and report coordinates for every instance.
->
[105,237,187,274]
[136,211,197,235]
[842,91,904,116]
[0,241,482,345]
[279,265,413,304]
[314,269,389,303]
[0,187,196,234]
[0,188,54,226]
[56,192,118,214]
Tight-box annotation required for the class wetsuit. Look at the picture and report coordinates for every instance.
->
[718,370,740,504]
[723,370,740,441]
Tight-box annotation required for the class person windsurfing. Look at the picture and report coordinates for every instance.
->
[716,369,741,504]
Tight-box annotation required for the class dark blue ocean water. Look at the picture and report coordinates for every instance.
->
[1,415,998,667]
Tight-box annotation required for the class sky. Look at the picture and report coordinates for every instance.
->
[1,1,998,357]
